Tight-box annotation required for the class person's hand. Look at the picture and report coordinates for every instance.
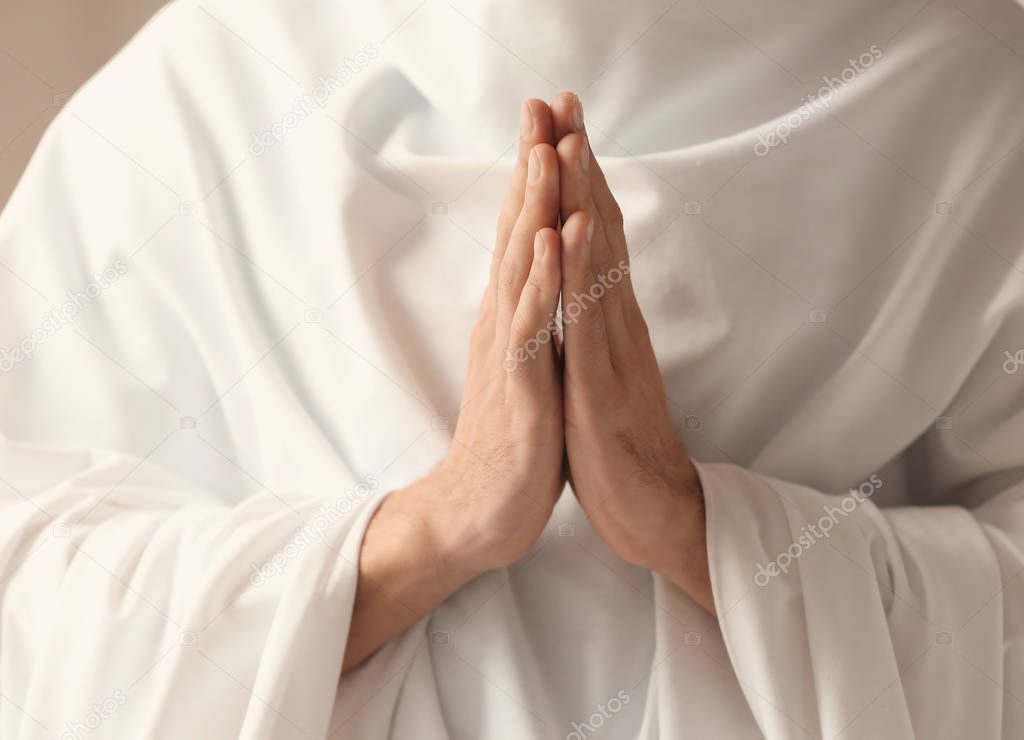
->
[427,98,565,571]
[344,100,566,672]
[389,99,565,575]
[548,92,714,613]
[367,97,565,578]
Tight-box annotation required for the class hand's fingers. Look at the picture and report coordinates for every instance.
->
[549,91,631,277]
[556,132,631,361]
[506,228,561,379]
[556,132,614,270]
[586,155,648,339]
[561,211,612,378]
[555,113,645,342]
[555,132,592,223]
[551,94,631,268]
[497,143,559,342]
[550,91,584,143]
[491,100,554,284]
[586,153,632,269]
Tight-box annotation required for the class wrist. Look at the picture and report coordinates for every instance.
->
[652,490,705,581]
[650,465,715,613]
[385,471,491,589]
[345,475,485,673]
[419,460,541,573]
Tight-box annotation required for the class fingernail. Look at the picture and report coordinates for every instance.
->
[585,219,594,243]
[528,148,541,182]
[573,97,584,131]
[534,231,546,259]
[580,135,590,171]
[520,101,533,138]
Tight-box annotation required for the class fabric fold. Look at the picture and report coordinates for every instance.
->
[0,438,388,740]
[700,460,1013,739]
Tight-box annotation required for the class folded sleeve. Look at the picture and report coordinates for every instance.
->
[0,438,391,740]
[700,430,1024,738]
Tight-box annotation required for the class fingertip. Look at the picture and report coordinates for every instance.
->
[532,141,557,162]
[555,91,576,106]
[533,230,546,260]
[527,143,559,187]
[550,91,584,141]
[561,210,592,253]
[521,99,554,145]
[560,212,594,285]
[528,147,541,183]
[555,131,579,158]
[536,227,561,262]
[524,98,551,116]
[553,91,584,129]
[559,209,610,369]
[520,100,534,138]
[556,133,591,176]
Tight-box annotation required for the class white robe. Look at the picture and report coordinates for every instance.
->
[2,0,1024,738]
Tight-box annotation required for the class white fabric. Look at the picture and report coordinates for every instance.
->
[2,0,1024,738]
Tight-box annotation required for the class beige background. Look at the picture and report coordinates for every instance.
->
[0,0,166,210]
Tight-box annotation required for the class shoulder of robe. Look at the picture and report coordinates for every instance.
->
[7,0,368,197]
[0,0,369,261]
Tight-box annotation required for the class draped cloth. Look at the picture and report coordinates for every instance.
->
[2,0,1024,737]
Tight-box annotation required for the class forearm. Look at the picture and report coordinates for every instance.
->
[654,486,715,615]
[341,475,482,674]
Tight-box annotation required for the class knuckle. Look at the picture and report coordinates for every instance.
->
[504,356,533,381]
[497,257,518,298]
[556,133,582,159]
[523,275,548,304]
